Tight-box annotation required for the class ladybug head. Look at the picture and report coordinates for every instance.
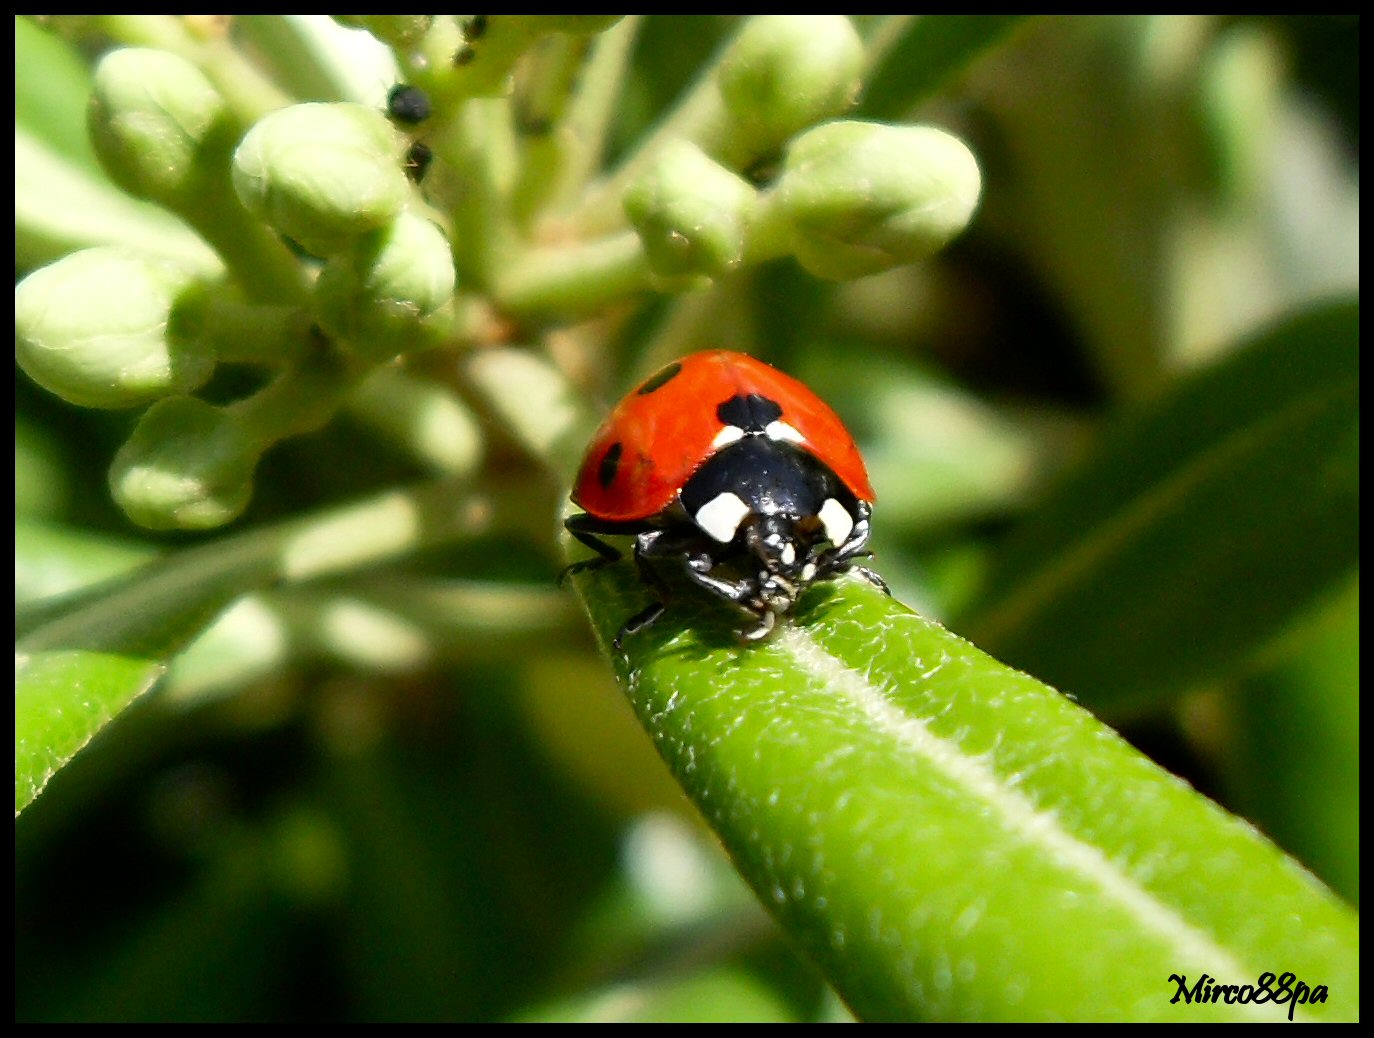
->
[726,513,828,642]
[745,513,806,575]
[744,512,830,602]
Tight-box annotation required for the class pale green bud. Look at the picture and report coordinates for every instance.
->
[333,15,434,50]
[537,16,624,35]
[623,140,757,278]
[233,103,409,257]
[717,16,863,161]
[777,121,981,281]
[15,247,218,409]
[315,212,456,358]
[87,48,235,212]
[110,397,258,530]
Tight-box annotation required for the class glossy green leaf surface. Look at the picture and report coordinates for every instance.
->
[15,650,164,815]
[567,564,1358,1021]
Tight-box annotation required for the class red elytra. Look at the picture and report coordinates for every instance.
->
[572,350,874,523]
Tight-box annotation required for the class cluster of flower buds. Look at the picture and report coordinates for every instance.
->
[16,15,981,530]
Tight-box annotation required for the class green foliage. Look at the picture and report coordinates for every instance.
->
[964,299,1359,714]
[15,14,1358,1023]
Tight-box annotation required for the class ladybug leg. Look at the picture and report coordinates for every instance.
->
[630,530,677,602]
[822,507,888,591]
[613,602,666,652]
[830,505,873,564]
[847,565,890,595]
[739,609,778,643]
[604,530,680,652]
[682,553,757,606]
[815,506,890,597]
[624,533,765,644]
[680,552,782,642]
[561,513,633,584]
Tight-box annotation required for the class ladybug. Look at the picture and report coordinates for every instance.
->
[564,350,887,648]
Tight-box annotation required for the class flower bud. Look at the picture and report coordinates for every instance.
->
[776,121,981,281]
[717,16,863,161]
[110,397,258,530]
[15,247,218,409]
[233,103,410,257]
[87,48,235,212]
[537,16,624,35]
[314,212,456,358]
[334,15,434,51]
[623,140,757,278]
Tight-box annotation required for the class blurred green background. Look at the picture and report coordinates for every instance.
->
[15,15,1358,1022]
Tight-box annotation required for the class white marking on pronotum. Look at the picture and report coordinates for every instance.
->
[817,497,854,547]
[765,420,806,445]
[711,425,746,450]
[779,628,1275,1020]
[694,492,751,543]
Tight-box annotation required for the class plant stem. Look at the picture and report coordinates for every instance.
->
[428,97,518,288]
[567,28,733,236]
[191,301,313,365]
[226,339,365,449]
[494,232,653,316]
[546,15,641,214]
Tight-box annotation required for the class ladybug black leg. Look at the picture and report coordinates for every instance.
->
[739,609,778,643]
[846,564,890,596]
[682,553,757,606]
[601,529,678,652]
[613,602,666,652]
[561,513,633,584]
[618,531,764,649]
[829,506,873,565]
[818,504,888,595]
[682,552,784,642]
[629,530,677,603]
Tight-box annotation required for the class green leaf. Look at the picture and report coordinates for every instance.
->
[566,565,1358,1021]
[15,650,165,816]
[14,538,250,814]
[14,16,102,173]
[858,15,1029,121]
[15,517,158,607]
[515,967,799,1023]
[796,351,1058,535]
[1220,573,1360,905]
[962,298,1359,713]
[15,418,74,520]
[15,478,497,815]
[15,127,221,273]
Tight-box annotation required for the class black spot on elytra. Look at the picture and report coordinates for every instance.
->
[716,393,782,432]
[636,362,682,396]
[598,442,623,488]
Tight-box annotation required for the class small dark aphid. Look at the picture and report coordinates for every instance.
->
[404,141,433,183]
[387,84,432,125]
